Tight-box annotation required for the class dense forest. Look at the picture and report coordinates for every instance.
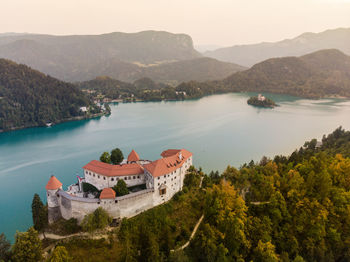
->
[2,127,350,261]
[0,59,101,131]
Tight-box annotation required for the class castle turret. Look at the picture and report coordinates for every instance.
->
[46,175,63,224]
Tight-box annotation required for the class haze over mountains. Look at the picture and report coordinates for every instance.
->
[178,49,350,99]
[0,31,244,83]
[205,28,350,67]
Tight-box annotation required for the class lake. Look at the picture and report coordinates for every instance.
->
[1,92,350,241]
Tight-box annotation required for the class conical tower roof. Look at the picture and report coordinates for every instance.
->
[45,175,62,190]
[127,149,140,162]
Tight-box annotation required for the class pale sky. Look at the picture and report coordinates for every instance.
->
[1,0,350,46]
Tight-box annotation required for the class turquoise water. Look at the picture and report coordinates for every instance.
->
[1,93,350,241]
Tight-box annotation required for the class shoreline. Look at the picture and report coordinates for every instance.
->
[0,112,108,133]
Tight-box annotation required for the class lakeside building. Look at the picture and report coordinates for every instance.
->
[46,149,193,223]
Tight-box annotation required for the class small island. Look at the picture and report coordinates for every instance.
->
[247,94,277,108]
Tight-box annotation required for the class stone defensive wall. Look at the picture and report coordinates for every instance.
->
[57,188,155,222]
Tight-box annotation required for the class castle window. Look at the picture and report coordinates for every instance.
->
[93,174,95,177]
[133,176,136,179]
[103,177,106,180]
[137,175,140,179]
[98,202,100,204]
[158,177,160,180]
[111,178,114,181]
[159,188,166,195]
[124,177,127,180]
[115,200,118,203]
[158,183,160,186]
[98,175,100,179]
[164,175,166,178]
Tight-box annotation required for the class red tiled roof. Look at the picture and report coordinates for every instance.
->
[46,175,63,190]
[83,160,144,177]
[127,149,140,162]
[100,188,116,199]
[161,149,181,158]
[161,149,192,159]
[144,149,192,177]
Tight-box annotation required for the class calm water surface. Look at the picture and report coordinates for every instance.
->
[1,93,350,241]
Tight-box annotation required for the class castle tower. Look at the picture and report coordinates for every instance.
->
[46,175,63,224]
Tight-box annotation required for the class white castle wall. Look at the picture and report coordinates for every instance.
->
[58,189,155,222]
[84,169,145,190]
[49,155,193,223]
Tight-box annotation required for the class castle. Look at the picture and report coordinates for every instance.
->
[46,149,193,223]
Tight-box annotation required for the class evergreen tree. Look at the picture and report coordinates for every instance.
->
[31,193,47,232]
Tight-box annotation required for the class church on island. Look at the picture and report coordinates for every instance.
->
[46,149,193,223]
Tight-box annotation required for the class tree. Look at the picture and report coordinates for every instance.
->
[31,193,47,232]
[100,152,111,163]
[0,233,11,261]
[183,168,201,189]
[110,148,124,165]
[47,246,71,262]
[253,240,280,262]
[113,180,129,196]
[81,207,111,232]
[12,227,43,262]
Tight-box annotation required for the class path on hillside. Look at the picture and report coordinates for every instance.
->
[171,214,204,252]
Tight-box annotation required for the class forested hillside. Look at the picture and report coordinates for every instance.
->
[177,49,350,99]
[3,127,349,261]
[0,59,100,131]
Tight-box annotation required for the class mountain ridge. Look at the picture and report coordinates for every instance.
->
[204,27,350,67]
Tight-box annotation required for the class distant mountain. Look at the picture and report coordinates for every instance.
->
[205,28,350,67]
[177,49,350,99]
[0,59,100,131]
[0,31,202,82]
[222,49,350,98]
[195,44,223,53]
[132,57,246,85]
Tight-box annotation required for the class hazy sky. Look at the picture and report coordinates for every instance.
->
[1,0,350,46]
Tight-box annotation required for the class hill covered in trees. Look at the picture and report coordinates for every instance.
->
[2,127,350,261]
[177,49,350,99]
[205,27,350,67]
[0,59,101,131]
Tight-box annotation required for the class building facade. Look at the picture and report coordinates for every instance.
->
[46,148,193,223]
